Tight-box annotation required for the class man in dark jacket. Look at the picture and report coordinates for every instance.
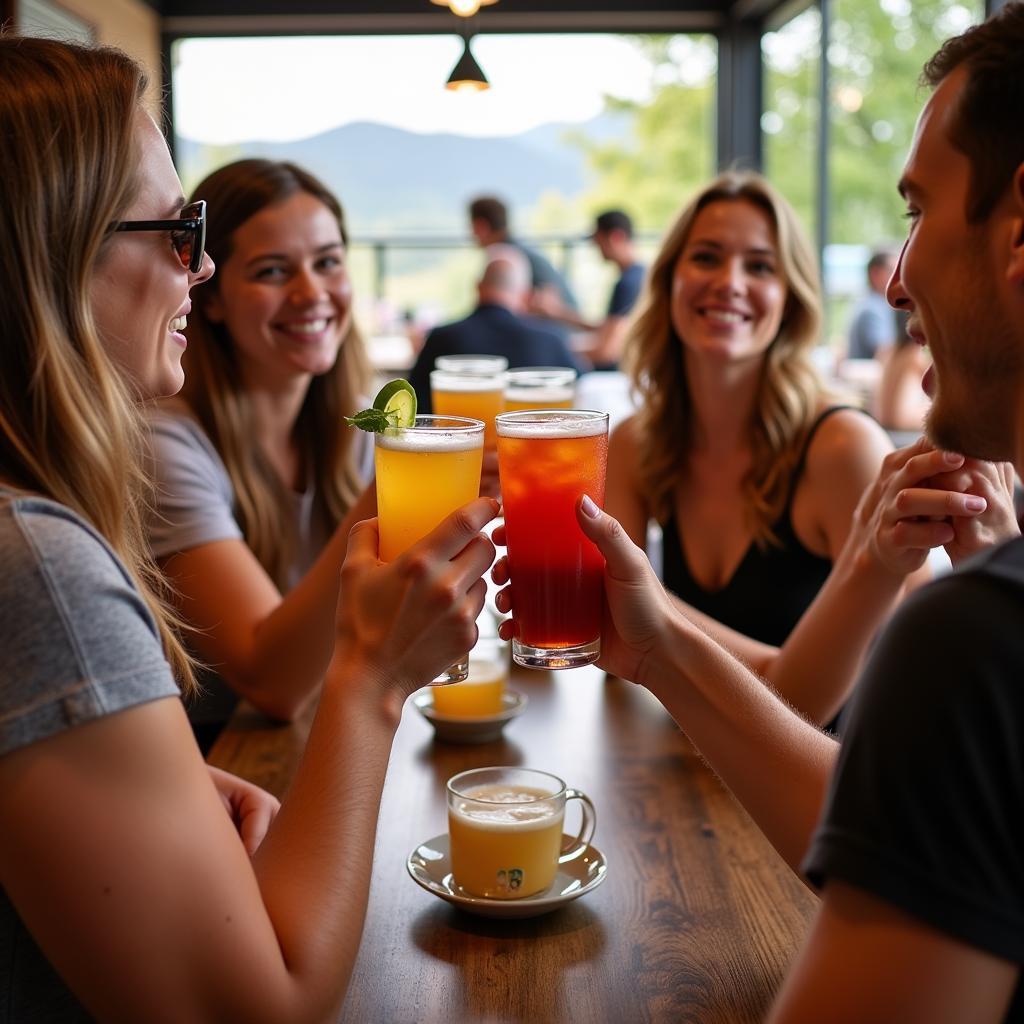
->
[408,245,581,412]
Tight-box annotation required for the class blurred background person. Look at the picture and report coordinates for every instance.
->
[407,245,581,412]
[875,311,932,434]
[468,194,578,314]
[846,247,899,360]
[146,159,377,752]
[533,208,646,371]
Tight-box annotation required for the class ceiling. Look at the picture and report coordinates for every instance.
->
[151,0,807,38]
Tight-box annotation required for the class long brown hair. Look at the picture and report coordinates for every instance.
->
[624,170,825,547]
[181,160,372,586]
[0,35,195,691]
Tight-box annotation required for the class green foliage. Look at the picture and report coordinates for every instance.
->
[569,35,717,233]
[572,3,983,247]
[765,0,982,245]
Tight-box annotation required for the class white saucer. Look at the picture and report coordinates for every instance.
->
[407,832,607,918]
[412,690,527,744]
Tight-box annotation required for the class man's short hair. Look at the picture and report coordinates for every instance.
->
[592,209,634,238]
[469,196,508,232]
[922,1,1024,222]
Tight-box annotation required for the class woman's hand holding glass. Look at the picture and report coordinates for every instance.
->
[492,496,676,686]
[922,455,1019,564]
[335,497,499,706]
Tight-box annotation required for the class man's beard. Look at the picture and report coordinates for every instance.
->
[924,261,1022,461]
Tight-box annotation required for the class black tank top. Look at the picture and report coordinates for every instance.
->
[661,407,861,648]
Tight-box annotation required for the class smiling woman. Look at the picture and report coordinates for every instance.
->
[605,169,909,726]
[1,36,498,1024]
[145,158,378,750]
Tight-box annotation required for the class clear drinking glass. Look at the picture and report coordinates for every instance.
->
[430,369,506,448]
[495,409,609,669]
[503,367,577,412]
[435,354,509,374]
[374,414,484,682]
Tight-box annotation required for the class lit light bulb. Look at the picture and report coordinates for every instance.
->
[430,0,498,15]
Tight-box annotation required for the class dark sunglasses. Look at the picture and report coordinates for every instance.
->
[113,199,207,273]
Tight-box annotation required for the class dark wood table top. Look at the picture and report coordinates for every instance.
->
[209,664,817,1024]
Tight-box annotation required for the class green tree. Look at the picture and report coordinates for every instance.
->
[573,3,983,247]
[569,35,717,233]
[765,0,982,246]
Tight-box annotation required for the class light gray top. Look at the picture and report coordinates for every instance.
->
[146,405,372,590]
[0,487,179,1021]
[144,405,372,726]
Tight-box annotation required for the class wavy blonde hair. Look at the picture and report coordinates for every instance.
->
[624,171,825,547]
[0,36,195,693]
[180,160,372,588]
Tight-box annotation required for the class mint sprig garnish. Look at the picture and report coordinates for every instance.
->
[344,408,401,433]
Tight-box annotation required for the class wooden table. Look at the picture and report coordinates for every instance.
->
[209,665,817,1024]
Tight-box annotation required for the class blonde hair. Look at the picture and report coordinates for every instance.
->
[181,160,372,587]
[624,170,825,547]
[0,35,195,692]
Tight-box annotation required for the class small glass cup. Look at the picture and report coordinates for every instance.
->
[374,414,484,683]
[430,369,506,448]
[495,410,609,669]
[447,766,596,899]
[435,354,509,374]
[503,367,577,412]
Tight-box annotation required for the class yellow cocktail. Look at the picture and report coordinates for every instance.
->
[374,415,484,681]
[503,367,577,412]
[431,369,505,447]
[430,654,508,717]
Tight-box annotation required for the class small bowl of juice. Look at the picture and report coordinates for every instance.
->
[413,657,526,744]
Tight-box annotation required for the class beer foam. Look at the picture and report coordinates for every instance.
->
[504,387,573,403]
[453,785,561,830]
[375,427,482,453]
[495,412,607,439]
[431,374,504,393]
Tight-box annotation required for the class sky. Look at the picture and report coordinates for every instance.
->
[172,34,661,144]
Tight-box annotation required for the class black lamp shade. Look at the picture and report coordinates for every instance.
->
[446,37,489,91]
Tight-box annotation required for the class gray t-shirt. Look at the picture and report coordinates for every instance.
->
[0,488,180,1021]
[146,405,373,590]
[145,406,372,727]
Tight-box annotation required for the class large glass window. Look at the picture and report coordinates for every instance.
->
[170,32,715,337]
[763,0,985,351]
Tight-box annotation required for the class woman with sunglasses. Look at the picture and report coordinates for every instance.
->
[144,159,380,751]
[0,35,495,1021]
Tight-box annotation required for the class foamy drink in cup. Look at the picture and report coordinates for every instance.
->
[447,766,596,899]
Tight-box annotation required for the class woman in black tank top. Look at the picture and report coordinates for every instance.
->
[606,171,902,726]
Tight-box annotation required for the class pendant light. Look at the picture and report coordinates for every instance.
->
[445,34,489,92]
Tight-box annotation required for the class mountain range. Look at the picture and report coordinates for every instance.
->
[176,112,631,235]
